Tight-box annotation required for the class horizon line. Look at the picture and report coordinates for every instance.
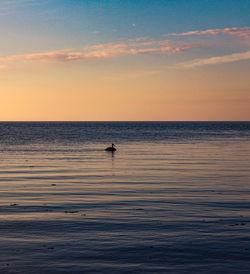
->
[0,121,249,123]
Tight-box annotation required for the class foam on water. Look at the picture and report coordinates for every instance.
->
[0,122,250,273]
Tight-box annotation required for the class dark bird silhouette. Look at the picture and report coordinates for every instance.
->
[105,143,116,152]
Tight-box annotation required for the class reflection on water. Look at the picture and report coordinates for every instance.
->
[0,122,250,273]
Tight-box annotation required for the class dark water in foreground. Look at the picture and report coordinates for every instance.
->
[0,122,250,273]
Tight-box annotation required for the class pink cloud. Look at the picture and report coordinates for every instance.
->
[0,38,207,64]
[177,50,250,68]
[169,27,250,38]
[127,36,152,42]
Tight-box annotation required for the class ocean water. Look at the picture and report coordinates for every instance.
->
[0,122,250,273]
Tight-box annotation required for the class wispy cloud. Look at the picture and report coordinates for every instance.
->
[169,27,250,38]
[1,0,38,6]
[0,38,208,64]
[177,50,250,68]
[2,0,31,3]
[4,31,248,71]
[0,0,40,15]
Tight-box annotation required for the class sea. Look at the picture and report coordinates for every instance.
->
[0,122,250,273]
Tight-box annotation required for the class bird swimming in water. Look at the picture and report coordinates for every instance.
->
[105,143,116,152]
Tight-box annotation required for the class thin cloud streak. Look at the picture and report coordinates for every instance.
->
[0,39,208,64]
[169,27,250,38]
[0,0,41,16]
[1,0,39,6]
[177,50,250,68]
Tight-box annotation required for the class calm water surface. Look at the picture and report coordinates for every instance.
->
[0,122,250,273]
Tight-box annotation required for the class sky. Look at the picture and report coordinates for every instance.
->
[0,0,250,121]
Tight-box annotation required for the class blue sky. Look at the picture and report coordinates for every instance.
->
[1,0,249,54]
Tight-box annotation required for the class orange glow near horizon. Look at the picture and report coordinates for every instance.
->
[1,58,249,121]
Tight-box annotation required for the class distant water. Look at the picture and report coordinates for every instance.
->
[0,122,250,273]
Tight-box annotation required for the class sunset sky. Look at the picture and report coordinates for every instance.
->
[0,0,249,121]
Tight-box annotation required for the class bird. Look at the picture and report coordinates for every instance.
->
[105,143,116,152]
